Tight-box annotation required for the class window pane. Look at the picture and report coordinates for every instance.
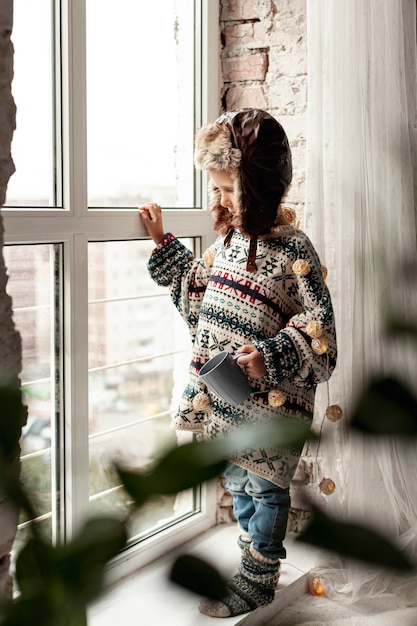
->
[88,240,196,542]
[6,1,57,207]
[4,245,59,569]
[86,0,196,208]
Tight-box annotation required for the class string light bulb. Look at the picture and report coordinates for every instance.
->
[193,392,211,411]
[202,247,216,267]
[268,389,286,407]
[306,320,323,339]
[311,337,329,355]
[319,477,336,495]
[325,404,343,422]
[292,259,311,276]
[282,207,297,224]
[309,576,326,596]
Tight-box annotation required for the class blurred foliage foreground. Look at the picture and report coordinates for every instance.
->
[1,302,417,624]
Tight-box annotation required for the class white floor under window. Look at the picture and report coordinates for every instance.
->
[88,523,417,626]
[88,523,315,626]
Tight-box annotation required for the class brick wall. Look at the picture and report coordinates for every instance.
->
[217,0,312,531]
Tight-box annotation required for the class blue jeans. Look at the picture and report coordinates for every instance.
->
[224,462,290,560]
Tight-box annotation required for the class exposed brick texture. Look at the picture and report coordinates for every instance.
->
[223,22,269,49]
[220,0,258,21]
[225,86,267,110]
[222,53,268,82]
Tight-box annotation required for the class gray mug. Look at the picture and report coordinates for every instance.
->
[198,351,251,406]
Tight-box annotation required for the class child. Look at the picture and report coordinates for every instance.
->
[139,108,337,618]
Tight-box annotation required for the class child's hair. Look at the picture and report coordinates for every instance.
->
[194,108,292,236]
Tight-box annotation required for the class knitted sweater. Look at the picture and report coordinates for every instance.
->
[147,226,337,488]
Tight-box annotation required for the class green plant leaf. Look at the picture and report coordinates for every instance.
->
[8,518,127,626]
[0,458,38,523]
[351,375,417,435]
[117,447,227,507]
[169,554,227,600]
[0,596,53,626]
[14,538,52,597]
[48,517,127,600]
[195,419,314,463]
[298,505,415,571]
[385,318,417,341]
[0,589,88,626]
[117,419,314,507]
[0,387,27,454]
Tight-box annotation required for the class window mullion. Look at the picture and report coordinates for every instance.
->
[63,234,90,540]
[61,0,90,541]
[61,0,88,216]
[51,243,63,545]
[52,0,63,207]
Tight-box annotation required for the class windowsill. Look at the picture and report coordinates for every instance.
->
[88,523,317,626]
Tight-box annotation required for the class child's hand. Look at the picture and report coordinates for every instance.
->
[138,203,165,244]
[236,345,267,379]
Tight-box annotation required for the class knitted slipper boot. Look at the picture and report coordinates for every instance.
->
[198,545,280,618]
[237,533,251,551]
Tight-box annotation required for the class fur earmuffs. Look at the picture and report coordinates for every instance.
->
[194,109,292,238]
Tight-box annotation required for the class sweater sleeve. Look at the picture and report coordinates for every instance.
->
[147,233,212,341]
[254,233,337,389]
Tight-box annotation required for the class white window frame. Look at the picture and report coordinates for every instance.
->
[4,0,220,580]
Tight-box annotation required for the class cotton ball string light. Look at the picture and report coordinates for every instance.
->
[319,477,336,495]
[309,576,326,596]
[292,259,311,276]
[202,247,216,267]
[325,404,343,422]
[193,392,211,411]
[282,207,297,224]
[306,320,323,339]
[268,389,286,407]
[311,337,329,355]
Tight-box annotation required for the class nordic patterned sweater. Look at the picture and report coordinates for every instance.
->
[147,225,337,488]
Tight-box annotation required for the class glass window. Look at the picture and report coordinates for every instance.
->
[88,239,196,541]
[4,244,60,561]
[86,0,196,208]
[4,0,217,579]
[6,1,57,207]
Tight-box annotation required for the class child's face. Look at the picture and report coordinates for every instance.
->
[209,169,238,217]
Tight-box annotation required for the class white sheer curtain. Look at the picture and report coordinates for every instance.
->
[305,0,417,605]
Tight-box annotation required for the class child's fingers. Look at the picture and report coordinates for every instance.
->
[138,207,151,220]
[138,203,161,222]
[138,204,164,243]
[237,344,256,355]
